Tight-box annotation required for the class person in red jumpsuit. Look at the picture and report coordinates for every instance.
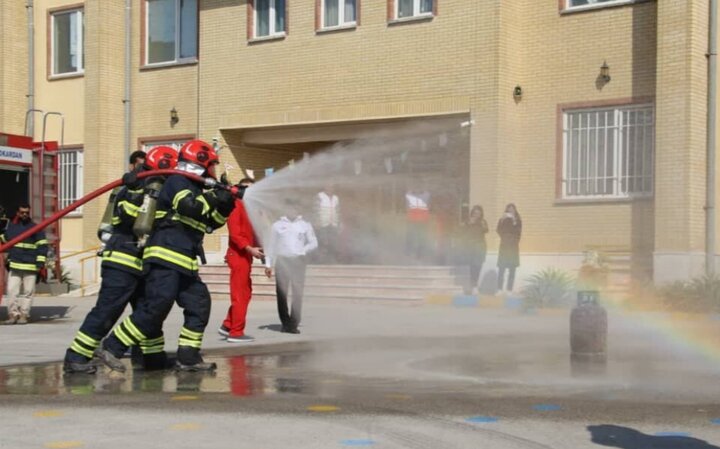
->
[218,178,264,343]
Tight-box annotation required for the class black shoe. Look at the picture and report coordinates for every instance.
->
[174,360,217,372]
[93,348,127,373]
[63,360,97,375]
[281,326,300,334]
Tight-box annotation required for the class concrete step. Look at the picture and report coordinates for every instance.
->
[206,281,460,297]
[201,263,468,303]
[200,264,469,277]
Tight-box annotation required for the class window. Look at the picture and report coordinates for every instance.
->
[254,0,286,38]
[565,0,636,11]
[51,8,84,76]
[140,139,187,152]
[322,0,356,28]
[562,105,654,199]
[396,0,433,19]
[145,0,197,65]
[59,150,84,213]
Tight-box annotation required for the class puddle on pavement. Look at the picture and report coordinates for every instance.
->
[0,352,320,397]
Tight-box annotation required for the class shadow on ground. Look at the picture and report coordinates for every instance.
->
[258,324,284,333]
[0,306,72,323]
[589,424,720,449]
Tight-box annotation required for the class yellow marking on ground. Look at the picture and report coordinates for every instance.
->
[169,423,202,431]
[33,410,64,418]
[44,441,84,449]
[307,405,340,412]
[171,395,199,401]
[385,394,412,400]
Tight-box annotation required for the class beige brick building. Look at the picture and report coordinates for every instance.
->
[0,0,717,285]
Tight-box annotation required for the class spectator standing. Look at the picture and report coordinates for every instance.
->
[405,186,431,262]
[219,178,263,343]
[458,205,489,294]
[315,185,340,263]
[0,204,48,325]
[496,203,522,293]
[264,200,318,334]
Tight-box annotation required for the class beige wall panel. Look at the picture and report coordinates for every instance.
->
[0,1,29,134]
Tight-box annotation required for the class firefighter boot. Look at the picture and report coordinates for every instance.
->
[175,346,216,372]
[63,360,98,375]
[93,348,127,373]
[175,360,217,372]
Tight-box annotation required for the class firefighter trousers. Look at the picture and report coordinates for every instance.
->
[104,264,211,365]
[65,266,143,363]
[222,253,252,337]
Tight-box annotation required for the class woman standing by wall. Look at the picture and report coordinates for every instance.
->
[496,203,522,293]
[458,205,489,294]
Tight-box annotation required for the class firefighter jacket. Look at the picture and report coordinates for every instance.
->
[0,218,48,272]
[143,174,233,276]
[101,185,145,275]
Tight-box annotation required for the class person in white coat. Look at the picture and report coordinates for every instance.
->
[264,199,318,334]
[315,185,340,263]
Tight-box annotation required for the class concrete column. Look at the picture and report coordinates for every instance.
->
[0,2,29,135]
[83,0,127,248]
[654,1,710,282]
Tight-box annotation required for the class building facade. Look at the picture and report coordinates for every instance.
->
[0,0,717,285]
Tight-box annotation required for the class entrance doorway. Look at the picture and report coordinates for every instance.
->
[0,166,29,219]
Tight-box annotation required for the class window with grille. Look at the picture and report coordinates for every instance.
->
[140,139,187,152]
[59,150,83,213]
[562,105,654,199]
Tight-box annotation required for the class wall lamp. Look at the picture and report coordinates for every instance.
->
[170,107,179,127]
[600,61,611,83]
[513,85,523,102]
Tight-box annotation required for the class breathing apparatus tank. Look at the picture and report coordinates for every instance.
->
[133,178,164,248]
[97,187,121,250]
[132,146,180,248]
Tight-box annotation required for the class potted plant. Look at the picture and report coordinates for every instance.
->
[577,251,609,291]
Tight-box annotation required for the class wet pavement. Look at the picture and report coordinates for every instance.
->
[1,299,720,448]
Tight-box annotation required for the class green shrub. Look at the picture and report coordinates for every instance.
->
[521,268,576,309]
[658,275,720,313]
[60,265,78,290]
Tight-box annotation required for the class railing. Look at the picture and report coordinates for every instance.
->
[60,246,101,297]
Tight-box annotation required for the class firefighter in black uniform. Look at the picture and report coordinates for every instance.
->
[95,140,235,372]
[63,148,179,374]
[1,204,48,325]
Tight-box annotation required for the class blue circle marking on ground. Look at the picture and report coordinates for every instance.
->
[340,440,376,446]
[712,418,720,425]
[654,432,691,437]
[533,404,561,411]
[466,416,499,423]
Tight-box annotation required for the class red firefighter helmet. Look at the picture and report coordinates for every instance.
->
[179,140,219,170]
[145,146,179,170]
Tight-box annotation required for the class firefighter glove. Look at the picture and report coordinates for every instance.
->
[212,188,235,215]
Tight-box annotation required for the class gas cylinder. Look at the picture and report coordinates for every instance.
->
[570,291,607,363]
